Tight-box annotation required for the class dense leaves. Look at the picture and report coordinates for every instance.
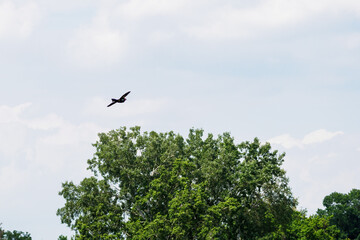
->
[0,224,32,240]
[318,189,360,239]
[261,210,341,240]
[57,127,296,239]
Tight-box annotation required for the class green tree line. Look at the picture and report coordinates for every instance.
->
[0,224,31,240]
[3,127,359,239]
[55,127,360,239]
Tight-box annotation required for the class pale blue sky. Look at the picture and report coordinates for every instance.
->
[1,0,360,239]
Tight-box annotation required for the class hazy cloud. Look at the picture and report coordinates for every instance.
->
[341,33,360,49]
[302,129,344,145]
[116,0,189,19]
[0,1,40,39]
[280,132,360,214]
[0,104,101,238]
[0,103,103,168]
[67,14,127,67]
[0,103,31,156]
[267,134,303,149]
[268,129,344,149]
[24,114,65,130]
[0,103,64,130]
[185,0,360,40]
[0,103,32,123]
[1,1,360,238]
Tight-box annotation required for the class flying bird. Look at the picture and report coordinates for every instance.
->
[107,91,131,107]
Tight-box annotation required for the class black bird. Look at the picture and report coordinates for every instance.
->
[107,91,131,107]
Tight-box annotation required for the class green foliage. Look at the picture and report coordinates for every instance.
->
[1,230,32,240]
[0,224,3,240]
[287,212,341,240]
[318,189,360,239]
[58,235,76,240]
[0,223,32,240]
[57,177,124,239]
[58,235,71,240]
[57,126,296,239]
[260,210,341,240]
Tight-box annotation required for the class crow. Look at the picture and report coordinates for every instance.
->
[107,91,131,107]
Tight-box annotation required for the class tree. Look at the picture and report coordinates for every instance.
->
[58,235,70,240]
[260,210,341,240]
[2,231,31,240]
[317,189,360,239]
[0,224,31,240]
[0,224,4,240]
[57,126,297,239]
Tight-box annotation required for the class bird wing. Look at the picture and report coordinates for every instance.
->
[121,91,131,98]
[107,101,116,107]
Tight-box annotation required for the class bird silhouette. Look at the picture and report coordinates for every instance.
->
[107,91,131,107]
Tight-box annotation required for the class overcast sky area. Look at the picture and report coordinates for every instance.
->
[1,0,360,239]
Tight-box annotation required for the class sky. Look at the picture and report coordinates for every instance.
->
[1,0,360,238]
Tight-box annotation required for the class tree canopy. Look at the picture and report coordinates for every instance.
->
[261,210,341,240]
[0,224,32,240]
[317,189,360,239]
[57,126,297,239]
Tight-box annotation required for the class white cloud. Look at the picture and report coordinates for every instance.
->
[0,103,102,238]
[67,14,127,67]
[0,102,106,240]
[281,133,360,214]
[116,0,188,19]
[0,163,28,191]
[0,103,32,123]
[0,122,28,156]
[148,31,175,44]
[185,0,360,40]
[38,122,102,146]
[33,122,104,172]
[186,3,300,40]
[0,103,32,156]
[267,134,303,149]
[0,103,64,130]
[341,33,360,49]
[302,129,343,145]
[24,114,65,130]
[0,103,104,170]
[0,1,40,39]
[268,129,344,149]
[59,0,360,56]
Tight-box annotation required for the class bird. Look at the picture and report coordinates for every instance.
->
[107,91,131,107]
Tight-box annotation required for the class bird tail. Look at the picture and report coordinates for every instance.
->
[111,98,117,102]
